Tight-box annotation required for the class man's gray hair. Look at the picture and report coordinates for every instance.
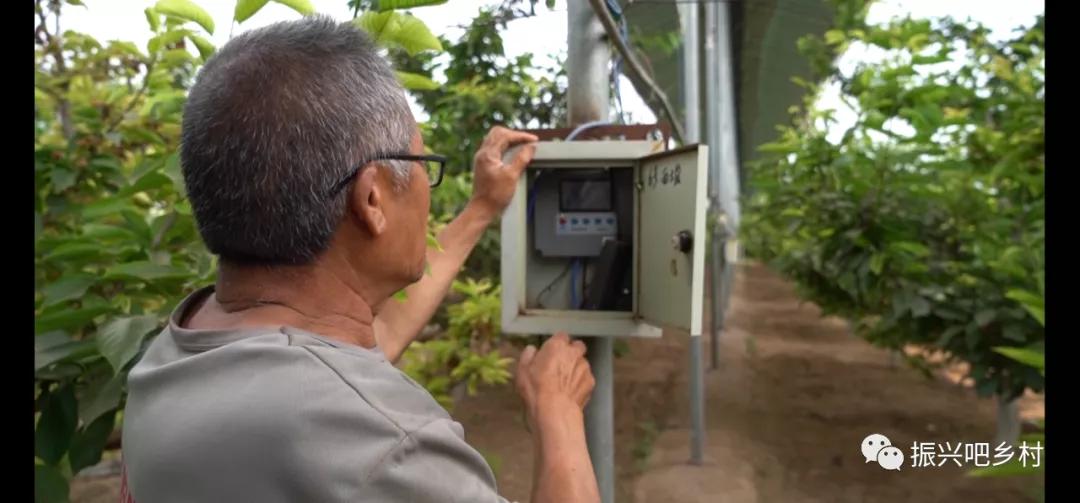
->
[180,15,414,266]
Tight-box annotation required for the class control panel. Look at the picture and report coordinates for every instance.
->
[555,212,617,236]
[532,168,632,257]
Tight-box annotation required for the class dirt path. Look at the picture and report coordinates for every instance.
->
[631,262,1045,502]
[71,262,1044,502]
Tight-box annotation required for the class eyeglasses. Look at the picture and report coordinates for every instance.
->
[328,153,447,197]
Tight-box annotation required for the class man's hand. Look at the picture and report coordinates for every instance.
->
[516,333,600,503]
[515,333,595,425]
[470,126,539,219]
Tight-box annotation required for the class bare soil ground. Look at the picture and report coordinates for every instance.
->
[71,261,1044,503]
[629,262,1044,503]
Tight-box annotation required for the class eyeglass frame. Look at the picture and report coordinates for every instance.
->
[328,153,447,197]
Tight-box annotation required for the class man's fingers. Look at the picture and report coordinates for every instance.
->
[548,332,571,347]
[508,142,537,176]
[484,127,539,154]
[571,362,595,408]
[572,357,592,386]
[518,345,538,371]
[570,339,587,358]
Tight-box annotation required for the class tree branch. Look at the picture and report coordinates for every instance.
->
[37,1,75,142]
[586,0,687,144]
[104,59,155,135]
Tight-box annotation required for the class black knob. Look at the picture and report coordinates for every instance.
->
[673,230,693,253]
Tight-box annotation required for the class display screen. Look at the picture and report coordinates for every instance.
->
[559,178,612,211]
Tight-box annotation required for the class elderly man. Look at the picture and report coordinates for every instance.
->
[120,15,598,503]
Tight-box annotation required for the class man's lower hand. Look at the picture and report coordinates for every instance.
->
[515,332,595,429]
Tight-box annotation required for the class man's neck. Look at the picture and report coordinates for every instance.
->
[187,255,386,349]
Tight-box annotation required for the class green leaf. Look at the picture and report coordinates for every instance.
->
[111,40,145,59]
[1002,324,1025,342]
[356,11,400,45]
[824,29,846,45]
[97,315,159,373]
[869,253,886,275]
[36,332,73,354]
[122,211,154,245]
[188,34,216,60]
[965,324,981,352]
[120,171,172,198]
[916,103,943,129]
[272,0,315,16]
[35,334,99,372]
[51,167,75,192]
[78,373,124,426]
[154,0,215,34]
[546,0,555,7]
[35,306,112,334]
[121,126,166,146]
[912,54,949,65]
[395,14,440,53]
[35,385,78,465]
[82,197,132,220]
[993,346,1044,371]
[975,309,996,327]
[69,412,116,475]
[356,11,441,55]
[163,152,185,196]
[34,464,70,503]
[81,224,139,243]
[1006,289,1044,326]
[234,0,270,22]
[910,295,931,318]
[145,7,161,32]
[103,261,190,282]
[936,325,963,347]
[907,33,929,50]
[890,241,930,257]
[393,289,409,302]
[41,242,101,263]
[376,0,449,11]
[42,274,97,308]
[397,71,439,90]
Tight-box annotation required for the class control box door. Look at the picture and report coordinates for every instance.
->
[635,145,709,336]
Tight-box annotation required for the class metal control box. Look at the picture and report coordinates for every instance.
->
[500,140,709,338]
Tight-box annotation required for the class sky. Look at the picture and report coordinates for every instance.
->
[52,0,1044,131]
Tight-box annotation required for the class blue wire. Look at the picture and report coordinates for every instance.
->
[527,187,537,222]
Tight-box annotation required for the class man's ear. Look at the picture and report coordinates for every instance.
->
[348,165,387,237]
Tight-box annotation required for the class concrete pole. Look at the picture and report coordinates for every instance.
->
[568,0,611,127]
[567,2,614,502]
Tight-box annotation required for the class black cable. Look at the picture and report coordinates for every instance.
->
[535,260,574,309]
[581,257,590,308]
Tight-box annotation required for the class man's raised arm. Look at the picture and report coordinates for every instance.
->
[374,126,538,362]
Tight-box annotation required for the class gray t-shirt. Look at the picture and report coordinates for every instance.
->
[122,287,510,503]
